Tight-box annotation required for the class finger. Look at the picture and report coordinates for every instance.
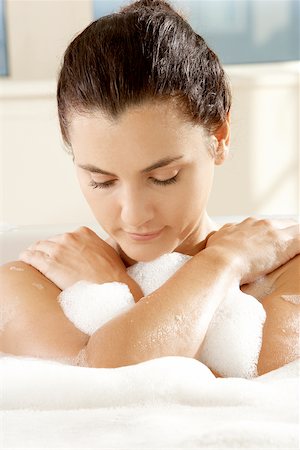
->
[240,217,298,229]
[280,225,300,259]
[267,218,298,229]
[283,224,300,236]
[27,239,58,254]
[219,222,235,229]
[46,234,68,242]
[18,249,51,276]
[47,233,79,244]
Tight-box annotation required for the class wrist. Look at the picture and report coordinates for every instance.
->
[121,274,144,303]
[198,246,243,283]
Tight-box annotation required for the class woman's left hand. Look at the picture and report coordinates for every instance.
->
[18,226,131,291]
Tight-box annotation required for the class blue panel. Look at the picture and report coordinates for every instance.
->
[93,0,300,64]
[0,0,8,76]
[93,0,129,18]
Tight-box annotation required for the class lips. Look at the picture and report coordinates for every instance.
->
[128,230,161,236]
[126,228,164,241]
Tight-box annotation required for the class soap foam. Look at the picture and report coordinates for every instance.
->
[58,252,266,378]
[246,276,275,301]
[127,252,191,296]
[50,347,90,368]
[32,283,44,290]
[58,281,135,335]
[281,295,300,305]
[0,296,21,331]
[129,253,266,378]
[9,266,24,272]
[197,287,266,378]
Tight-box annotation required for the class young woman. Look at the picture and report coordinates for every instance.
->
[1,0,299,376]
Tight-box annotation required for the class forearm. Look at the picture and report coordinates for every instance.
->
[123,274,144,303]
[86,248,239,368]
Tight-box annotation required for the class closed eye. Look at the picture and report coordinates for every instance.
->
[151,175,178,186]
[88,174,179,190]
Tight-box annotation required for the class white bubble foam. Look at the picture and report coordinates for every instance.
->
[127,252,191,296]
[32,282,44,290]
[281,295,300,305]
[246,276,275,300]
[51,347,90,367]
[74,347,89,367]
[58,252,266,379]
[129,253,266,378]
[58,281,135,335]
[0,297,21,331]
[197,288,266,379]
[9,266,24,272]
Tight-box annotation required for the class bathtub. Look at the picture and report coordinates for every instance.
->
[1,216,299,449]
[0,215,296,265]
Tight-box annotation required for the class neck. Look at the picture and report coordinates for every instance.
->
[173,212,217,256]
[118,212,218,268]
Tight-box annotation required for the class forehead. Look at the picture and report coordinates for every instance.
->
[69,100,206,163]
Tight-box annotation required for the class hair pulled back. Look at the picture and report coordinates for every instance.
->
[57,0,231,153]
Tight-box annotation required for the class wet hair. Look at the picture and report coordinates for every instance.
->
[57,0,231,154]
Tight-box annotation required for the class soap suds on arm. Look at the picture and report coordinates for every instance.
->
[9,266,25,272]
[280,295,300,305]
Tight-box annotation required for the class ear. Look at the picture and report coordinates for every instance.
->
[214,139,229,165]
[213,113,231,166]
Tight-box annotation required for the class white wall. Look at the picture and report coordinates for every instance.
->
[5,0,92,80]
[0,1,299,227]
[208,63,299,217]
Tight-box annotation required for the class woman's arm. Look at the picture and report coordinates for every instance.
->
[86,247,239,368]
[86,218,300,369]
[257,254,300,375]
[18,226,144,298]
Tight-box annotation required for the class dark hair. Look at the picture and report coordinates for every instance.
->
[57,0,231,154]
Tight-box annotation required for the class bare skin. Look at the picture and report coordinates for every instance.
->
[1,102,298,375]
[1,239,299,376]
[0,260,89,362]
[240,255,300,375]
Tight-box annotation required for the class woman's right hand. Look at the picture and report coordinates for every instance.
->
[205,217,300,284]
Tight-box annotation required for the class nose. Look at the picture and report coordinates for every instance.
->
[119,184,154,230]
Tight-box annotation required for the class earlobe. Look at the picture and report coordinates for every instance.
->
[213,115,231,165]
[214,115,231,147]
[214,139,229,165]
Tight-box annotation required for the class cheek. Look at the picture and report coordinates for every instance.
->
[77,174,111,219]
[176,173,212,214]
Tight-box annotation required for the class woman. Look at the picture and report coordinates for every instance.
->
[1,0,299,376]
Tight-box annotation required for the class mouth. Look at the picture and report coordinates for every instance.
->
[126,228,164,241]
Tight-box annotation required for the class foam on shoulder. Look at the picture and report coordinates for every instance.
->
[127,252,191,295]
[128,252,266,378]
[281,295,300,305]
[58,252,266,378]
[58,281,135,335]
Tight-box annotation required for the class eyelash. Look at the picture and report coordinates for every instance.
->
[88,174,179,190]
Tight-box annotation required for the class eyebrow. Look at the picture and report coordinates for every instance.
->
[77,155,184,176]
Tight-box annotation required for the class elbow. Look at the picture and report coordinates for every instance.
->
[85,334,125,369]
[84,317,140,369]
[85,344,127,369]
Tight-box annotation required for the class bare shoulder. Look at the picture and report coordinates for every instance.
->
[0,260,89,359]
[260,254,300,308]
[256,254,300,375]
[240,254,300,301]
[273,254,300,293]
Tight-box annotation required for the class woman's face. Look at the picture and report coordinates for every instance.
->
[69,100,220,264]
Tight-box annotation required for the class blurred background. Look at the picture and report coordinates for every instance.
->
[0,0,299,228]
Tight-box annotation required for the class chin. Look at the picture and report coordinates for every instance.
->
[124,243,175,263]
